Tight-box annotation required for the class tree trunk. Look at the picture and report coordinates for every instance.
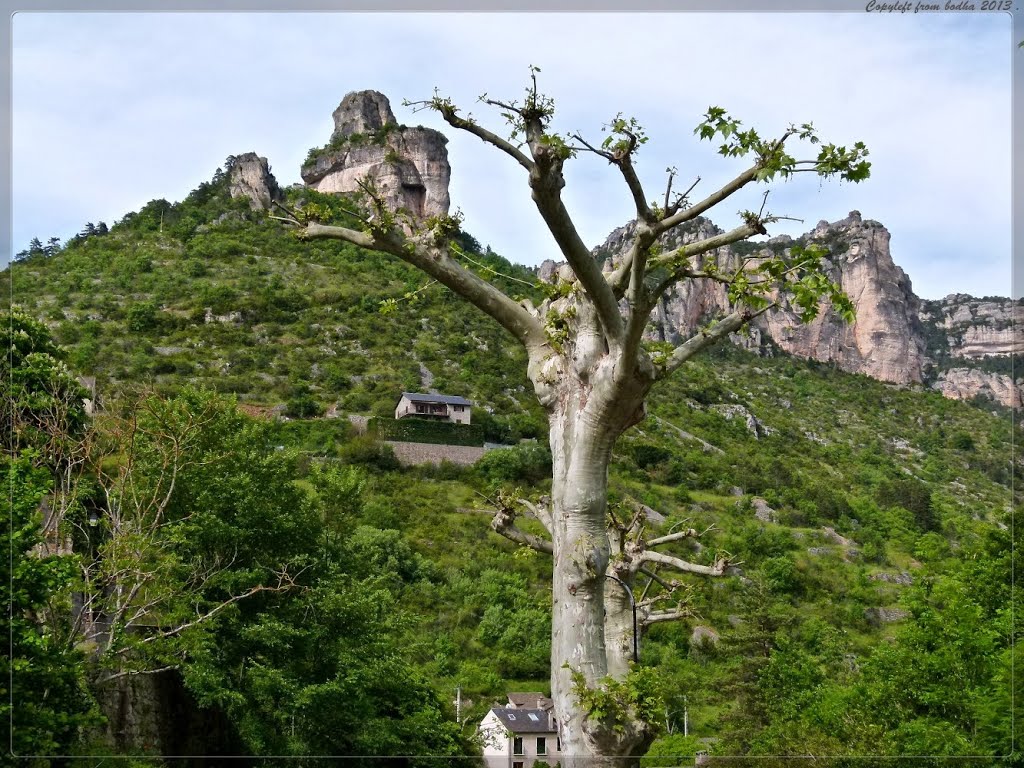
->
[545,378,650,766]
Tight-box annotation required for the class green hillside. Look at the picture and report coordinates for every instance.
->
[4,161,1019,764]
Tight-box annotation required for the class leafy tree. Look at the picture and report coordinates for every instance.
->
[2,306,88,461]
[282,72,870,762]
[1,455,101,760]
[1,311,100,759]
[284,383,322,418]
[125,301,159,333]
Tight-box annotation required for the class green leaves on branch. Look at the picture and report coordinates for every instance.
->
[538,132,576,161]
[727,242,854,324]
[695,107,870,184]
[425,209,465,246]
[569,664,667,736]
[695,106,762,160]
[601,113,649,158]
[814,141,871,183]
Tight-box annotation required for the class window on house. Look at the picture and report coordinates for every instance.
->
[513,762,524,768]
[556,737,561,752]
[454,405,464,412]
[513,737,524,755]
[536,737,547,755]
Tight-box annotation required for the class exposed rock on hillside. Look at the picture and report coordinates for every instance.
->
[919,294,1022,358]
[596,212,928,385]
[932,367,1023,409]
[758,212,926,385]
[228,153,282,211]
[301,90,450,220]
[589,212,1022,407]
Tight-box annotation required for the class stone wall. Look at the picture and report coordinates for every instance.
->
[386,440,486,466]
[91,670,240,760]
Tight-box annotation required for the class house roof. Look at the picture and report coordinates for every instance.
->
[508,692,553,710]
[400,392,473,406]
[489,707,555,734]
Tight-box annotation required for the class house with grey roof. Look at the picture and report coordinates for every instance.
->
[479,693,560,768]
[394,392,472,425]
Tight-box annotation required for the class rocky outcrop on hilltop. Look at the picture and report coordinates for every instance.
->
[588,212,1022,407]
[595,212,928,385]
[228,153,282,211]
[754,213,926,384]
[767,213,927,384]
[300,91,450,220]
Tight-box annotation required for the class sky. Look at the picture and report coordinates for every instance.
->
[9,10,1016,300]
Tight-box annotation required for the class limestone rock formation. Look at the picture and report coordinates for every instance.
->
[228,153,282,211]
[757,212,927,385]
[301,90,450,220]
[932,368,1023,409]
[919,294,1022,358]
[595,212,928,385]
[587,211,1022,407]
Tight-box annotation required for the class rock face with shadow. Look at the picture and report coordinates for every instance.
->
[589,211,1021,407]
[228,152,282,211]
[301,90,450,221]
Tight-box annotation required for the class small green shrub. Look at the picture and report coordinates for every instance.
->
[339,436,400,471]
[476,443,552,484]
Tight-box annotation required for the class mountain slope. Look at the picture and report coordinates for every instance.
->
[4,148,1019,762]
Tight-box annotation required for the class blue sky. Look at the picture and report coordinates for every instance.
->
[10,11,1015,300]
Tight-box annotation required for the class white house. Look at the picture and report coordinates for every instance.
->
[480,693,561,768]
[394,392,472,424]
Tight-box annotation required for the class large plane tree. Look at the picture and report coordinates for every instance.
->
[276,72,869,765]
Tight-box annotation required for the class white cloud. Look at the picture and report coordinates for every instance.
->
[10,11,1012,299]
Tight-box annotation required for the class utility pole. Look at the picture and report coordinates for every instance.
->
[684,696,689,737]
[456,685,462,722]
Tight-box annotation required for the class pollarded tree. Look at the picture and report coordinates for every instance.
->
[275,72,869,765]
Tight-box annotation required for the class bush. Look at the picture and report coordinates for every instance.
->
[285,385,322,419]
[339,436,400,471]
[476,443,552,484]
[642,734,704,767]
[126,302,159,333]
[632,442,672,470]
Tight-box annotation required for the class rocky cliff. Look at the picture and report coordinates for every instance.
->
[228,152,282,211]
[931,367,1022,409]
[588,213,1021,408]
[300,90,450,220]
[594,212,928,384]
[918,294,1021,359]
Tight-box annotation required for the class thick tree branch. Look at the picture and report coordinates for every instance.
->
[641,609,692,627]
[607,243,638,298]
[658,304,772,379]
[424,100,535,172]
[519,496,553,534]
[639,566,676,594]
[649,222,762,273]
[647,528,701,547]
[527,177,624,343]
[491,507,554,555]
[298,222,547,352]
[641,549,730,577]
